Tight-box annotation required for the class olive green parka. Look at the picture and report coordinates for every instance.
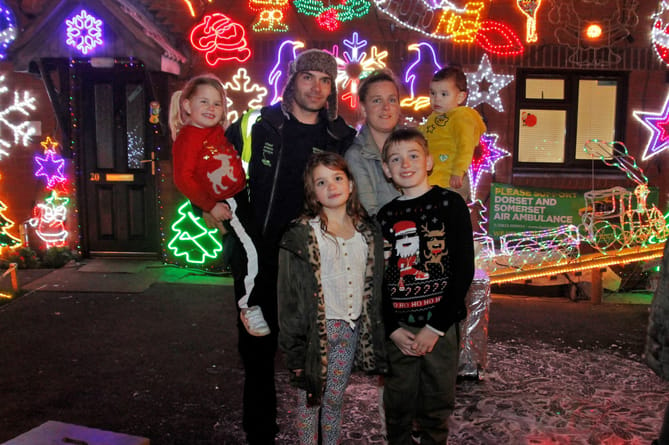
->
[278,217,388,406]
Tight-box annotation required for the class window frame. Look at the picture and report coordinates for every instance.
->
[513,69,629,173]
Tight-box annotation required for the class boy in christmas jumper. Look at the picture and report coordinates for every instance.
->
[420,64,486,201]
[377,128,474,445]
[170,73,269,337]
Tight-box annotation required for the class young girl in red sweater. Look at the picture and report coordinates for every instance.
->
[170,74,269,337]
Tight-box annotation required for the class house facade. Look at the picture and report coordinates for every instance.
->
[0,0,666,268]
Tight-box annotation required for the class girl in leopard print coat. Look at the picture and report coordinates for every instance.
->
[278,152,388,444]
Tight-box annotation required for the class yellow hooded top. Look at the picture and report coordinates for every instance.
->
[420,106,486,187]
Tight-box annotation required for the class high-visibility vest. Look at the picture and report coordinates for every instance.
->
[239,109,261,175]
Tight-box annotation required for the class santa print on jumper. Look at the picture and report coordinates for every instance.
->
[387,219,450,324]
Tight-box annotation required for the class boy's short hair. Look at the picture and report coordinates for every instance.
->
[382,127,429,163]
[432,64,467,93]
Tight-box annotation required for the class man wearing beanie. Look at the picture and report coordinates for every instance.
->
[225,48,355,444]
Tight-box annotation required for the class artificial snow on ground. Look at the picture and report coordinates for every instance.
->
[214,340,669,444]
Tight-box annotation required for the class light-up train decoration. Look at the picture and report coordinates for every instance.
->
[479,139,669,276]
[580,140,668,251]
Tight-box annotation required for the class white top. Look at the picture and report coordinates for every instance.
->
[311,218,368,328]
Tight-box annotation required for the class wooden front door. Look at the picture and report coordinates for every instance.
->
[78,64,158,255]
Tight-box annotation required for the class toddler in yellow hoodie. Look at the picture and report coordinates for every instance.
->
[420,64,486,200]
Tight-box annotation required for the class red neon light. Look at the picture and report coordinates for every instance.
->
[317,8,340,31]
[475,20,524,56]
[190,13,252,66]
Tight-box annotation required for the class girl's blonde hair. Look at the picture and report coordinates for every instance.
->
[168,74,228,140]
[301,152,368,232]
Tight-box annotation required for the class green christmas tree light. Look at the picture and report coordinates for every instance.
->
[168,201,223,265]
[0,199,20,250]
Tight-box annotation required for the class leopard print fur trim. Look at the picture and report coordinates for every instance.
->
[305,226,328,392]
[354,225,378,371]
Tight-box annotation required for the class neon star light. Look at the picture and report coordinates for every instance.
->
[465,54,514,112]
[34,146,66,190]
[331,32,387,108]
[168,201,223,265]
[401,41,443,111]
[0,74,37,159]
[0,4,17,60]
[468,133,511,202]
[632,92,669,161]
[190,13,252,66]
[249,0,290,32]
[293,0,371,31]
[65,9,103,55]
[223,67,268,123]
[268,39,305,104]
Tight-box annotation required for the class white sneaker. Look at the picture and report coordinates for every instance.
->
[241,306,271,336]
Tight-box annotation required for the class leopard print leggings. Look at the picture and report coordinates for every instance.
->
[295,319,360,445]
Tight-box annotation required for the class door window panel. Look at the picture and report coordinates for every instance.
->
[126,83,145,169]
[94,83,114,169]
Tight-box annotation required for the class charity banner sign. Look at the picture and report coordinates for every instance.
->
[488,182,659,237]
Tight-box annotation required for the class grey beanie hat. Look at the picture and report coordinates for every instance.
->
[281,49,339,121]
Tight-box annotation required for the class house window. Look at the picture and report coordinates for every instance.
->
[514,70,628,171]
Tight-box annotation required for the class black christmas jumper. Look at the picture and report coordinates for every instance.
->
[377,186,475,337]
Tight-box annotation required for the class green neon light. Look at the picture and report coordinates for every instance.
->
[167,201,222,264]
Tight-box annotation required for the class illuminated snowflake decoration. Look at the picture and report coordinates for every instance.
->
[330,32,387,108]
[465,54,514,112]
[0,74,37,159]
[65,9,103,55]
[223,68,268,123]
[468,132,511,202]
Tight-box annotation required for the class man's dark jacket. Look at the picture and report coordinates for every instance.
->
[226,103,356,241]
